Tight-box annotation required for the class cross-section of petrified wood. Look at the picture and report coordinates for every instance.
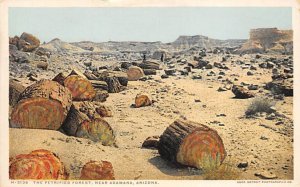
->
[76,118,115,146]
[64,75,96,101]
[127,66,145,81]
[80,161,115,180]
[158,119,226,169]
[9,149,68,180]
[10,80,72,130]
[62,102,115,146]
[9,80,26,106]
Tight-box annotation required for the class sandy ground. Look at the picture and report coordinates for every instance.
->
[9,58,293,180]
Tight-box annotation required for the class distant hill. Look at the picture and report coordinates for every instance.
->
[237,28,293,54]
[41,38,88,53]
[39,28,292,54]
[171,35,246,50]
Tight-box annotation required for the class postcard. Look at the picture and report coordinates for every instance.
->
[0,0,299,187]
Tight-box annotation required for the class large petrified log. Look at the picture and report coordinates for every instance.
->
[158,119,226,169]
[64,75,96,101]
[61,102,115,146]
[9,149,68,180]
[80,161,115,180]
[10,80,72,130]
[9,80,26,106]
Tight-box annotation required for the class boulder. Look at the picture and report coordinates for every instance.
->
[135,93,152,108]
[232,85,255,99]
[18,32,40,52]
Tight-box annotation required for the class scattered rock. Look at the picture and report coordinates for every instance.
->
[142,136,159,148]
[80,161,115,180]
[135,93,152,108]
[237,162,248,168]
[232,85,255,99]
[255,171,277,179]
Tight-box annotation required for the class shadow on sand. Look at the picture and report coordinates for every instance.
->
[148,156,204,177]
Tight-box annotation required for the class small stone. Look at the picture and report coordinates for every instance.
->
[194,99,201,103]
[260,136,269,140]
[161,74,169,79]
[275,121,284,125]
[248,84,259,90]
[255,171,277,179]
[266,113,276,120]
[192,74,202,79]
[247,71,254,76]
[217,87,227,92]
[237,162,248,168]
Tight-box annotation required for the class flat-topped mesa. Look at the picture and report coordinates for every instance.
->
[238,28,293,54]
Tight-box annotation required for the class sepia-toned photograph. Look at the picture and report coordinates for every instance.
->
[1,0,299,186]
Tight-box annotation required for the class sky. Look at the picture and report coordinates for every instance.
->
[9,7,292,43]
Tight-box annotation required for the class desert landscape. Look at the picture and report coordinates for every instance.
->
[8,27,293,180]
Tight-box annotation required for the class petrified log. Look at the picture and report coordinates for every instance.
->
[104,77,123,93]
[52,72,68,85]
[62,102,115,146]
[76,118,115,146]
[139,61,160,70]
[231,85,255,99]
[10,80,72,130]
[90,80,108,91]
[64,75,96,101]
[9,80,25,106]
[127,66,145,81]
[84,71,98,80]
[93,90,109,102]
[121,61,132,69]
[164,69,176,76]
[80,161,115,180]
[98,71,128,86]
[158,119,226,169]
[143,69,157,75]
[135,94,152,108]
[69,69,87,79]
[61,103,91,136]
[9,149,68,180]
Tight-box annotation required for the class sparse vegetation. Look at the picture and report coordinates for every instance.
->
[202,155,240,180]
[245,97,276,116]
